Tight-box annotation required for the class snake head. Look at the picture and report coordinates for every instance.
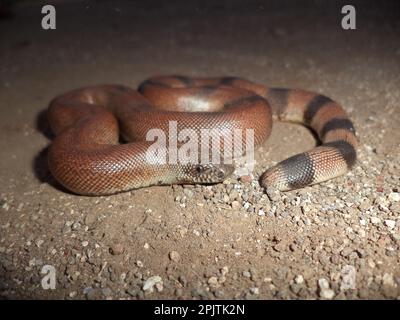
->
[185,163,235,184]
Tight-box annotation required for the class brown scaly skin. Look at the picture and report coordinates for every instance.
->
[46,76,357,196]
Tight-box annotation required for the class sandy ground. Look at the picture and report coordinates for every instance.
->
[0,0,399,299]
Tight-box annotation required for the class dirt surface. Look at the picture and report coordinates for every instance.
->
[0,0,399,299]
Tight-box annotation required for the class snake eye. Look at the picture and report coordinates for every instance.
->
[217,169,225,180]
[195,165,204,174]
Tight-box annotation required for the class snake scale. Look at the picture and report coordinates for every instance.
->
[47,76,357,196]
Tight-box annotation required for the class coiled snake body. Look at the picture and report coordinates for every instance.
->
[47,76,357,196]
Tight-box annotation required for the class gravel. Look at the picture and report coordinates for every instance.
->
[0,0,399,300]
[169,251,181,262]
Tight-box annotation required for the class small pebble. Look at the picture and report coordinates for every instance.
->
[221,266,229,276]
[370,217,381,225]
[318,278,335,299]
[295,275,304,284]
[143,276,163,292]
[169,251,180,262]
[231,201,241,209]
[318,278,330,290]
[240,175,252,183]
[136,260,144,268]
[384,220,396,229]
[208,276,219,287]
[250,287,259,295]
[109,243,124,255]
[320,289,335,299]
[242,270,251,278]
[388,192,400,202]
[382,273,396,287]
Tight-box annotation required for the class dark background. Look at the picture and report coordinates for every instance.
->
[0,0,399,300]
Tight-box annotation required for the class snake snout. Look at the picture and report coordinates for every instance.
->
[190,163,234,183]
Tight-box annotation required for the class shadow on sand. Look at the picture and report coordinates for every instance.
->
[33,108,74,195]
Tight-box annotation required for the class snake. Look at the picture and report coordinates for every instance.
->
[46,75,357,196]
